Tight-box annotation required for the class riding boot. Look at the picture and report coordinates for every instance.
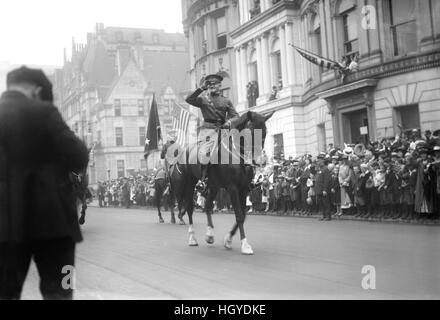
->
[196,164,209,195]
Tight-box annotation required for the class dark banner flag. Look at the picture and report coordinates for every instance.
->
[288,43,344,70]
[144,93,162,160]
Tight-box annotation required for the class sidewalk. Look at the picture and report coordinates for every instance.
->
[243,209,440,226]
[87,200,440,226]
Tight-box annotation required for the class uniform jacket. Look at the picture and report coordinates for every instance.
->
[185,88,239,127]
[0,91,89,243]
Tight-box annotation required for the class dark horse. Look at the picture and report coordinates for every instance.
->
[175,111,272,255]
[154,166,186,224]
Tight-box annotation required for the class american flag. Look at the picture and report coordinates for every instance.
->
[288,43,344,70]
[171,102,192,148]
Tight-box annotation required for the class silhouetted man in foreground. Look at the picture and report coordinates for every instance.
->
[0,66,89,299]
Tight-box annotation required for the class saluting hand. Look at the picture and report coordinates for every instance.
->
[201,80,209,91]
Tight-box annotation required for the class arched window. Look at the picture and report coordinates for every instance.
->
[248,49,258,83]
[310,13,323,80]
[270,37,282,89]
[247,49,259,107]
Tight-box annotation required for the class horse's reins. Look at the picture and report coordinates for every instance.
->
[218,124,259,169]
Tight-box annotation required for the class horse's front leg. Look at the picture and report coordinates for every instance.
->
[185,182,198,246]
[225,187,253,254]
[204,187,218,245]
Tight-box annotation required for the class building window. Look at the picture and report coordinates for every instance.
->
[134,31,142,42]
[310,14,323,80]
[97,130,102,143]
[117,160,125,178]
[114,99,121,116]
[152,33,160,44]
[273,133,284,159]
[389,0,417,56]
[115,31,123,42]
[270,36,283,89]
[395,105,420,133]
[216,14,227,49]
[115,127,123,146]
[139,127,146,146]
[201,22,208,55]
[342,10,359,61]
[138,99,144,116]
[250,0,261,19]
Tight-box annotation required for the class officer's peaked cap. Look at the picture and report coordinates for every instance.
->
[205,73,223,83]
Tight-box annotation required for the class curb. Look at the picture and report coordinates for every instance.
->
[85,204,440,226]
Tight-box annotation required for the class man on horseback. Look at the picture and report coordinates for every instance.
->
[185,73,239,195]
[160,131,181,193]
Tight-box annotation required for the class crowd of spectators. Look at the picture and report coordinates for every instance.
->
[216,129,440,222]
[93,129,440,223]
[95,172,157,209]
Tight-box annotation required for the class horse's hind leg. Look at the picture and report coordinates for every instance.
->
[156,184,164,223]
[170,192,176,224]
[177,201,186,225]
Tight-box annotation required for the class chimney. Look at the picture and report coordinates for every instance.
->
[116,49,122,76]
[96,22,104,40]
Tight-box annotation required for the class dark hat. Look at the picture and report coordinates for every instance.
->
[7,66,53,102]
[317,152,326,159]
[204,73,223,84]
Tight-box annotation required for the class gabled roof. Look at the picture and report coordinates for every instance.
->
[103,57,148,102]
[81,40,116,87]
[142,50,189,96]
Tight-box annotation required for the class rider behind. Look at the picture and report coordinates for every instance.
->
[161,132,174,190]
[185,73,239,194]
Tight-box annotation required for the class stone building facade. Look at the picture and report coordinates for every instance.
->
[182,0,440,159]
[53,24,191,183]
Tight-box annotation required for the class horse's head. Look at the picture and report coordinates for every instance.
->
[235,111,273,164]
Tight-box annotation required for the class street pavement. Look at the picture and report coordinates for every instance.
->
[21,205,440,300]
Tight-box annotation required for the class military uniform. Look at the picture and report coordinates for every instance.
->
[185,74,239,192]
[185,87,239,164]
